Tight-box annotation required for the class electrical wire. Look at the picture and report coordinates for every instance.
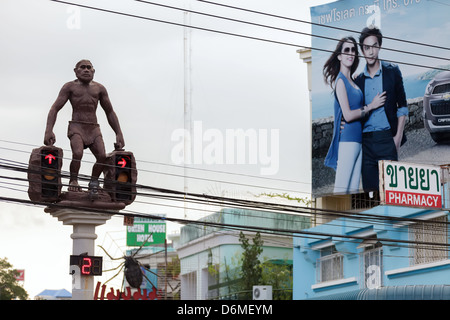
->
[37,0,450,197]
[195,0,450,52]
[0,1,448,254]
[0,172,444,250]
[1,150,449,230]
[0,137,379,206]
[135,0,450,63]
[48,0,450,72]
[1,194,449,252]
[1,153,449,230]
[2,139,449,243]
[0,139,311,194]
[1,155,449,259]
[0,138,303,185]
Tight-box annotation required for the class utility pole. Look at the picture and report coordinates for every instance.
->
[165,238,168,299]
[184,4,192,219]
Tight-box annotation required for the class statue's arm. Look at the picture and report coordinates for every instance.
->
[44,83,71,146]
[99,85,125,150]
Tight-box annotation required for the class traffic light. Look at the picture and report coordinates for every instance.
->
[28,146,63,202]
[70,255,103,276]
[104,150,137,205]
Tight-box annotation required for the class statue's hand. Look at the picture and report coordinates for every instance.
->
[114,134,125,150]
[44,131,56,146]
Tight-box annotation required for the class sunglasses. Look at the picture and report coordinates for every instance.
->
[342,46,356,53]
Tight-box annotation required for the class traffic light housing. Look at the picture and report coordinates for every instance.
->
[28,146,63,202]
[104,150,137,205]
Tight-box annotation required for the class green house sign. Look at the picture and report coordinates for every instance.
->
[126,217,166,246]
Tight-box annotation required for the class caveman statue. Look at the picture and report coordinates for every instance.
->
[44,59,125,197]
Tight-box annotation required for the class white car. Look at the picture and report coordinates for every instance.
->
[423,71,450,143]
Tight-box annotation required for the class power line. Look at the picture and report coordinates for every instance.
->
[49,0,450,71]
[1,152,449,253]
[135,0,450,63]
[0,171,441,247]
[3,1,450,240]
[196,0,450,52]
[1,191,439,263]
[6,0,447,199]
[0,143,309,195]
[0,139,306,187]
[2,145,449,246]
[5,133,450,206]
[0,133,433,210]
[0,157,448,230]
[1,195,449,251]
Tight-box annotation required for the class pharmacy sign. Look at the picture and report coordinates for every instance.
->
[380,161,442,209]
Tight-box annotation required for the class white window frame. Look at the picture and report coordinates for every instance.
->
[360,244,383,289]
[316,245,343,283]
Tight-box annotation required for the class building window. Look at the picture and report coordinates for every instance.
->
[409,215,448,266]
[359,241,382,289]
[352,192,380,210]
[316,246,343,283]
[181,271,197,300]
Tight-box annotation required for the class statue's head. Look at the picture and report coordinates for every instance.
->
[74,59,95,83]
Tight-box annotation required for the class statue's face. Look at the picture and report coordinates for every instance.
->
[74,61,95,83]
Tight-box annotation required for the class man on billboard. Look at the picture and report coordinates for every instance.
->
[354,27,408,192]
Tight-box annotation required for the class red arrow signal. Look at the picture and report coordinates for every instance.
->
[45,154,56,164]
[117,158,127,168]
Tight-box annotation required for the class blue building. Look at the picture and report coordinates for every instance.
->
[293,205,450,300]
[35,289,71,300]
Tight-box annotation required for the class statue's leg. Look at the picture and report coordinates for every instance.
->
[88,136,106,199]
[69,134,84,192]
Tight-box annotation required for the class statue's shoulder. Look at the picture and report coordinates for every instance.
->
[63,80,79,88]
[91,80,105,89]
[57,81,77,95]
[91,81,108,94]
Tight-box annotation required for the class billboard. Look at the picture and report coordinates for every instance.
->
[310,0,450,198]
[126,217,166,247]
[14,269,25,281]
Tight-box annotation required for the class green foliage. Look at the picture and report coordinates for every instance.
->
[261,259,293,300]
[259,192,312,206]
[165,256,180,279]
[239,231,264,294]
[207,233,294,300]
[239,232,293,300]
[0,257,28,300]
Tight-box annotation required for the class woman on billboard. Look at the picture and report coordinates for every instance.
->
[323,37,386,194]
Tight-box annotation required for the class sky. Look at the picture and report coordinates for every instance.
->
[0,0,332,298]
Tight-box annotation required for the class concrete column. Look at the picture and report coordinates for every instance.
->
[46,208,112,300]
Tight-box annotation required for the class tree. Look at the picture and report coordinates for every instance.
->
[239,232,263,296]
[239,233,293,300]
[261,259,293,300]
[0,257,28,300]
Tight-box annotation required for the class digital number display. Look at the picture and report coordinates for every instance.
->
[70,255,103,276]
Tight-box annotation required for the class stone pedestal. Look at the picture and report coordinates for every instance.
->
[45,207,113,300]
